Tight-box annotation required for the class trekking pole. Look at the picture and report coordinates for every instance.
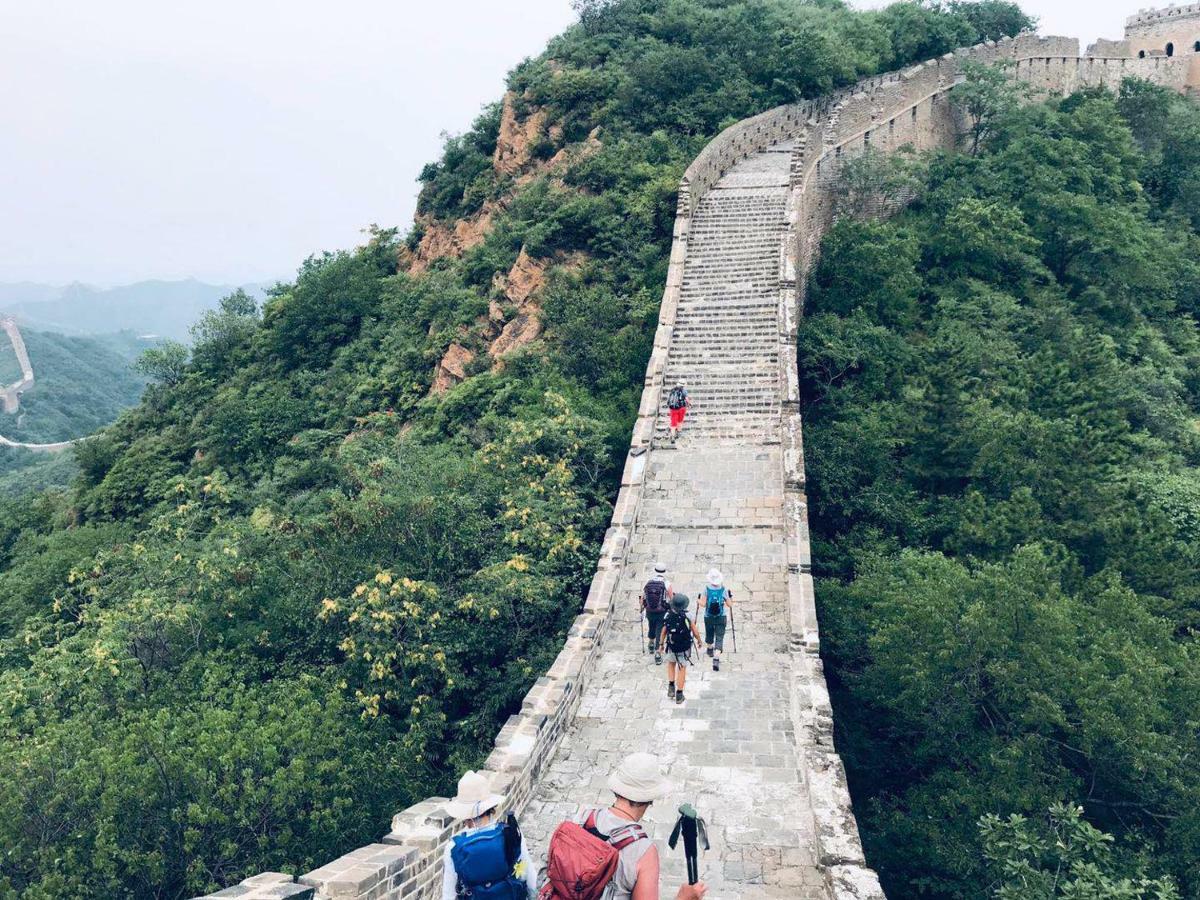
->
[640,606,645,655]
[668,804,710,885]
[730,606,737,654]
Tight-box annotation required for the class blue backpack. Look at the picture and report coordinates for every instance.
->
[451,820,528,900]
[705,585,726,618]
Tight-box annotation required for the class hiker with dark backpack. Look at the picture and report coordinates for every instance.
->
[658,592,703,705]
[640,563,672,664]
[697,569,733,673]
[442,770,536,900]
[665,380,690,443]
[539,753,707,900]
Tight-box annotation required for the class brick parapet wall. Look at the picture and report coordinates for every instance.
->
[1127,4,1200,30]
[198,30,1191,900]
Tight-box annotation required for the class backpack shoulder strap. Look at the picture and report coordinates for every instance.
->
[582,810,647,851]
[605,822,647,851]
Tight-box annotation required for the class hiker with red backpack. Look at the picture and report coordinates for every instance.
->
[666,380,690,443]
[640,563,672,664]
[442,770,537,900]
[539,753,707,900]
[658,592,703,705]
[697,569,733,673]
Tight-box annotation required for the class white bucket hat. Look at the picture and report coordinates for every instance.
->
[707,569,723,588]
[445,771,506,820]
[607,752,671,803]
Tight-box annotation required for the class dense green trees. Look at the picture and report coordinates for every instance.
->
[0,2,1036,896]
[801,81,1200,897]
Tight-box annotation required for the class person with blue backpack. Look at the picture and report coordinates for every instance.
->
[697,569,733,672]
[442,770,537,900]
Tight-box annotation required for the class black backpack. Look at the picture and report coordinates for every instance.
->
[643,579,668,614]
[667,387,686,410]
[663,610,692,654]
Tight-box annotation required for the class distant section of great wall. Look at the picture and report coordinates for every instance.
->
[1,316,34,416]
[0,317,79,452]
[199,20,1195,900]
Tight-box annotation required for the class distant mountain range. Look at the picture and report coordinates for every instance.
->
[0,278,272,341]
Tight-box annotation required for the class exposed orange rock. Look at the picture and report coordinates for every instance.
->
[490,314,541,360]
[504,248,549,306]
[493,93,548,177]
[431,343,475,395]
[406,206,497,275]
[486,248,565,368]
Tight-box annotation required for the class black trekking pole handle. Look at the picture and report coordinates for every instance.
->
[669,804,709,885]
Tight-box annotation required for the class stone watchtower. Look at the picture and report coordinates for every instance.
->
[1092,4,1200,89]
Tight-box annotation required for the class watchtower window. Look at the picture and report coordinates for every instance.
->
[1194,40,1199,52]
[1166,42,1174,56]
[1139,50,1147,58]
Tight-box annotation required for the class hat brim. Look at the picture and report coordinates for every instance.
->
[607,771,671,803]
[446,793,506,820]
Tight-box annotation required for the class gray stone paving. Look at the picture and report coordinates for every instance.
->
[522,146,830,899]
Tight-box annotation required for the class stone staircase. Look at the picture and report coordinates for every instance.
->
[654,144,791,448]
[519,144,831,899]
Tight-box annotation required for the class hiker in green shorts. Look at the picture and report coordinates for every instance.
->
[658,591,702,705]
[698,569,733,672]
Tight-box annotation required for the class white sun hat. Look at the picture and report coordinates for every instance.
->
[654,562,667,574]
[607,752,672,803]
[707,569,723,587]
[445,771,506,820]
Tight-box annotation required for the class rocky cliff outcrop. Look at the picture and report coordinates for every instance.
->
[402,83,601,276]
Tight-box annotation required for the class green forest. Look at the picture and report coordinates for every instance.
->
[0,3,1034,896]
[7,0,1200,897]
[802,79,1200,896]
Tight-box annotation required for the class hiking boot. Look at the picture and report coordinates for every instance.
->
[706,646,714,658]
[667,682,675,699]
[713,658,720,672]
[675,691,684,705]
[648,640,656,653]
[655,652,662,665]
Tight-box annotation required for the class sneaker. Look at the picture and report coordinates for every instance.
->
[706,646,714,658]
[713,658,720,672]
[655,652,663,665]
[668,683,676,699]
[675,691,684,705]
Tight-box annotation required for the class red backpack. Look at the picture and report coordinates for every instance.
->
[538,810,646,900]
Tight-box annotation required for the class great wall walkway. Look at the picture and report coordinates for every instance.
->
[202,31,1196,900]
[519,145,828,899]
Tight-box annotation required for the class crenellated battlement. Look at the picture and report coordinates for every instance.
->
[1121,4,1200,87]
[1128,4,1200,29]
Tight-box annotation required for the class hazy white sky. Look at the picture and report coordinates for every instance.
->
[0,0,1145,286]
